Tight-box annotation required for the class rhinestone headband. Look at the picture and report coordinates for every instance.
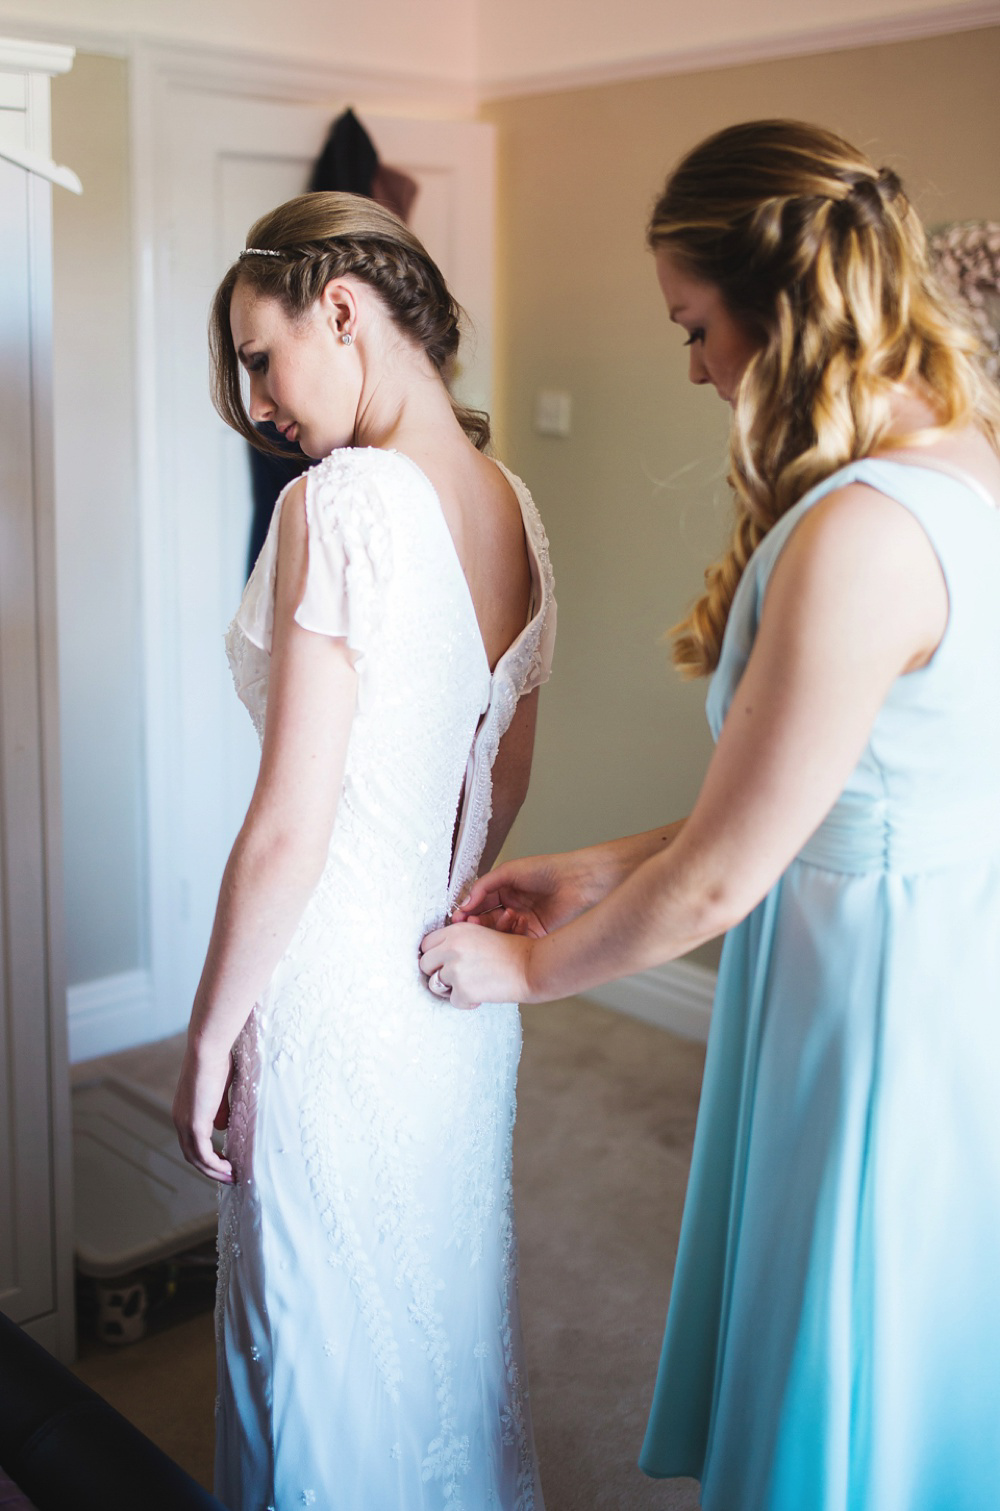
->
[239,247,283,259]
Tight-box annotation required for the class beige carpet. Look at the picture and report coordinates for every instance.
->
[73,999,705,1509]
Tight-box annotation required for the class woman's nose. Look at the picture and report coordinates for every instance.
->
[688,346,709,386]
[247,374,273,422]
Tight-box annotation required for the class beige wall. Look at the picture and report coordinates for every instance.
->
[484,26,1000,967]
[42,28,1000,990]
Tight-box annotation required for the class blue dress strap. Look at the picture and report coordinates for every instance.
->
[754,456,1000,603]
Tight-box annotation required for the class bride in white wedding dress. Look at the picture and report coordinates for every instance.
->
[171,193,555,1511]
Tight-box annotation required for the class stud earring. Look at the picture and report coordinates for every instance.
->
[340,331,353,346]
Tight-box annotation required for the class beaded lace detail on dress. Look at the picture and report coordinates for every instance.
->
[215,448,554,1511]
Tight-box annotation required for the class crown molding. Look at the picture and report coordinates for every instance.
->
[1,3,995,113]
[0,16,478,114]
[479,1,1000,101]
[134,39,478,115]
[0,33,75,74]
[0,16,130,56]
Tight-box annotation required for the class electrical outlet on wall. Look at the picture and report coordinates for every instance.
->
[534,389,572,436]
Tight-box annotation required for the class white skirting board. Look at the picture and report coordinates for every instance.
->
[67,969,156,1063]
[583,958,717,1044]
[67,961,718,1062]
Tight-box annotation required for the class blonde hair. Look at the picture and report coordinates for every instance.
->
[210,191,490,455]
[648,119,1000,677]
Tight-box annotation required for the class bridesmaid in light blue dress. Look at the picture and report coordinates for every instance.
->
[421,120,1000,1510]
[637,454,1000,1511]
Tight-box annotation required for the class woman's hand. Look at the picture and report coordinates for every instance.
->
[172,1040,236,1184]
[420,922,535,1010]
[451,849,608,936]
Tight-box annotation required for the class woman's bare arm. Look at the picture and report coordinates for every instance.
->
[452,821,687,936]
[173,480,358,1179]
[476,688,540,877]
[423,483,948,1004]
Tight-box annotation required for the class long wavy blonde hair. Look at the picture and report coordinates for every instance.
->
[648,119,1000,677]
[210,191,490,456]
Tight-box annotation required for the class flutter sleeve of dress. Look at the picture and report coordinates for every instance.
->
[496,459,556,698]
[523,557,556,695]
[293,452,393,679]
[225,450,394,732]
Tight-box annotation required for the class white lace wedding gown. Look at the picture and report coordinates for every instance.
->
[215,447,556,1511]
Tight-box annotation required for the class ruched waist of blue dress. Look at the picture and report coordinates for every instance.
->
[796,793,1000,874]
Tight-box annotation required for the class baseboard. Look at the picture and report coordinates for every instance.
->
[583,958,716,1043]
[67,969,156,1064]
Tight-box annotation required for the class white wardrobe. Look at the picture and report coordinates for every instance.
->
[0,37,75,1362]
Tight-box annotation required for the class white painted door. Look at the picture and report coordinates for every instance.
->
[140,74,494,1033]
[0,40,74,1362]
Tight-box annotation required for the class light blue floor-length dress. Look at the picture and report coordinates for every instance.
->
[640,459,1000,1511]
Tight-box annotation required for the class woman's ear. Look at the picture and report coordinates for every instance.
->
[318,278,359,343]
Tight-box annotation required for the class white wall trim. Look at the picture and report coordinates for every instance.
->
[0,17,131,58]
[67,969,155,1063]
[128,47,497,1061]
[130,39,478,115]
[1,3,996,106]
[0,36,75,75]
[0,19,477,114]
[480,1,1000,99]
[584,958,716,1043]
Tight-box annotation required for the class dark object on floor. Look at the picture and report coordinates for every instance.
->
[75,1241,218,1349]
[72,1076,220,1345]
[0,1310,225,1511]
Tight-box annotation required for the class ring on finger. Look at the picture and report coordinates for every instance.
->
[427,968,452,999]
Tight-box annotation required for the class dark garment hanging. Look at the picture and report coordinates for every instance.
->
[372,161,419,225]
[308,106,378,196]
[245,423,310,574]
[244,109,419,580]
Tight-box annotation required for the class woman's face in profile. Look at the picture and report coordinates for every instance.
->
[230,279,360,458]
[655,248,760,406]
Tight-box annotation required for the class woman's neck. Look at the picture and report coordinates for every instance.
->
[882,384,943,439]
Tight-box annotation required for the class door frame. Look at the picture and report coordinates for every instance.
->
[129,43,495,1041]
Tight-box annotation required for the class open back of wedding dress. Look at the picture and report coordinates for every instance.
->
[217,447,555,1511]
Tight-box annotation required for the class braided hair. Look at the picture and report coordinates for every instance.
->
[648,120,1000,677]
[210,191,490,455]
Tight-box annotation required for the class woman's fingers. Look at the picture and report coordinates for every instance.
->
[178,1125,234,1184]
[173,1047,237,1183]
[421,925,448,955]
[449,907,510,932]
[419,926,475,1009]
[419,921,532,1011]
[451,892,500,921]
[455,870,511,916]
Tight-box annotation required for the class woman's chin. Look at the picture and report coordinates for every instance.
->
[301,432,351,460]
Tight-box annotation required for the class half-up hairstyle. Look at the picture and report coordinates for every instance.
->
[210,191,490,455]
[648,119,1000,676]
